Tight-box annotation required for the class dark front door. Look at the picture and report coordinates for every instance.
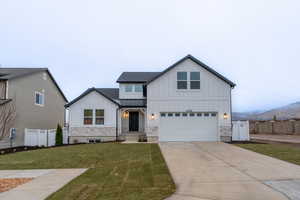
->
[129,112,139,132]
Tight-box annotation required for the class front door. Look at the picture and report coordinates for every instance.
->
[129,112,139,132]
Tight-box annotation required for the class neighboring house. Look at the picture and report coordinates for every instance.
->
[65,55,236,143]
[0,68,67,147]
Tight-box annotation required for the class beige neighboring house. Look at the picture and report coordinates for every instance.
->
[0,68,67,147]
[66,55,236,143]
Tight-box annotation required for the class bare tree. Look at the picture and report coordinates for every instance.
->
[0,100,16,139]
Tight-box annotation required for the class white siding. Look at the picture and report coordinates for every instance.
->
[68,91,118,128]
[119,83,145,99]
[147,58,232,139]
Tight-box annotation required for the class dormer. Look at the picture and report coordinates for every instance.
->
[116,72,160,99]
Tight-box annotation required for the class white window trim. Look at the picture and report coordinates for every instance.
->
[125,84,143,93]
[83,109,93,126]
[35,91,44,107]
[134,85,143,93]
[95,109,105,126]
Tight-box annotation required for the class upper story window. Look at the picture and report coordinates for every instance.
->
[83,109,93,125]
[125,85,133,92]
[177,72,187,89]
[95,109,104,125]
[134,85,143,92]
[190,72,200,89]
[35,92,44,106]
[125,84,143,93]
[177,71,200,90]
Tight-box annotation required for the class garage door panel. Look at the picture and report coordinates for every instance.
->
[159,112,218,142]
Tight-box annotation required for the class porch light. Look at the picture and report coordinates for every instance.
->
[223,113,229,119]
[122,111,129,119]
[151,113,155,120]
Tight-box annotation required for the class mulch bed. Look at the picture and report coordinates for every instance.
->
[0,178,33,193]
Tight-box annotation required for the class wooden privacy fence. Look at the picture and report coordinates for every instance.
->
[250,119,300,135]
[24,128,68,147]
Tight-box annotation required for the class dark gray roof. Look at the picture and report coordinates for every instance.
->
[117,72,161,83]
[96,88,119,101]
[147,55,236,87]
[65,88,120,108]
[65,88,147,108]
[0,68,47,80]
[0,68,68,102]
[119,99,146,107]
[0,99,12,106]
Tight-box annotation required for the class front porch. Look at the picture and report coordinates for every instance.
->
[118,107,147,142]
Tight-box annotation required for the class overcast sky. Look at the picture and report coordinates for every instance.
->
[1,0,300,112]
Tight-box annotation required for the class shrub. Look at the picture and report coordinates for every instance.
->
[55,124,63,146]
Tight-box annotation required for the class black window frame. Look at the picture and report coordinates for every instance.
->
[190,72,200,89]
[84,109,93,125]
[95,109,105,125]
[177,72,188,89]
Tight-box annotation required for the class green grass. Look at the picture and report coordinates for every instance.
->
[235,143,300,166]
[0,143,175,200]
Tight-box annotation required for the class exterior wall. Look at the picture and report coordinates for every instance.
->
[0,80,7,99]
[69,127,116,143]
[68,91,119,143]
[250,120,300,135]
[7,72,66,146]
[147,58,232,141]
[119,83,145,99]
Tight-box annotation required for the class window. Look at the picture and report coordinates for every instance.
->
[84,109,93,125]
[189,113,195,117]
[134,85,143,92]
[177,72,187,89]
[204,113,209,117]
[197,113,202,117]
[175,113,180,117]
[211,113,217,117]
[168,113,173,117]
[160,113,166,117]
[35,92,44,106]
[190,72,200,89]
[182,113,188,117]
[95,109,104,125]
[125,85,133,92]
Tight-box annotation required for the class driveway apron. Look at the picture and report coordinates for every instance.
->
[160,142,300,200]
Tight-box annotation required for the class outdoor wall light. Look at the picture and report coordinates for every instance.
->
[122,111,129,119]
[151,113,155,120]
[223,113,229,119]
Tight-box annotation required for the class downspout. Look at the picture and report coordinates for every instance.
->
[230,87,233,142]
[116,107,119,142]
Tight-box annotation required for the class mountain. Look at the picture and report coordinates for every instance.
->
[233,102,300,121]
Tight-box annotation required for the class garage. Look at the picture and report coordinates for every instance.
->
[159,112,219,141]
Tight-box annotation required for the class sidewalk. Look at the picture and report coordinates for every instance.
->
[0,169,87,200]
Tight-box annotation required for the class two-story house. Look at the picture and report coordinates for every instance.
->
[0,68,68,147]
[65,55,236,143]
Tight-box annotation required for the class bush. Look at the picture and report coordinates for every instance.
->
[55,124,63,146]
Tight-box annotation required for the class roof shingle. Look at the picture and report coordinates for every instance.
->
[116,72,161,83]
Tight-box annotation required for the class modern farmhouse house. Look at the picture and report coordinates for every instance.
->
[65,55,236,143]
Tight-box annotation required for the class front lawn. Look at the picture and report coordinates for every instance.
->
[235,143,300,166]
[0,143,175,200]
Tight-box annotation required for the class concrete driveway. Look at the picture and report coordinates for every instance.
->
[160,142,300,200]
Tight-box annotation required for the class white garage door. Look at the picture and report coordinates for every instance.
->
[159,112,218,142]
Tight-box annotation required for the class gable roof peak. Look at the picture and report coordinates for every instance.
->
[147,55,236,87]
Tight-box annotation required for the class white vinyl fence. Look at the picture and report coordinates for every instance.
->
[232,121,250,141]
[24,128,69,147]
